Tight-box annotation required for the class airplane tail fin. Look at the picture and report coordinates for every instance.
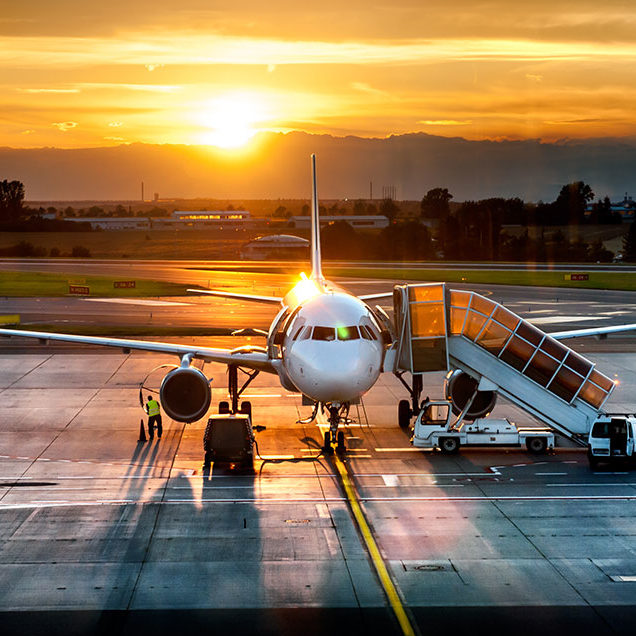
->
[309,154,324,283]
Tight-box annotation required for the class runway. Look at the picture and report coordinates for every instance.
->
[3,259,636,336]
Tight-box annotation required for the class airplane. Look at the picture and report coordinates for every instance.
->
[2,154,636,454]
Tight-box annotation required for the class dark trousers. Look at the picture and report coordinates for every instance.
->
[148,414,163,438]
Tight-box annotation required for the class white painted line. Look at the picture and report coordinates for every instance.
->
[375,448,424,452]
[371,484,465,489]
[382,475,400,487]
[531,316,607,325]
[258,455,296,460]
[83,298,190,306]
[6,494,636,510]
[536,472,568,476]
[546,483,636,487]
[230,394,283,398]
[170,485,256,490]
[611,576,636,582]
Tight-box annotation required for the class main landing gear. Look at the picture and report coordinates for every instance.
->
[227,364,259,414]
[322,404,350,454]
[394,371,424,430]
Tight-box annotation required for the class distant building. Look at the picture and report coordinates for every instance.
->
[62,209,251,230]
[172,210,250,224]
[585,194,635,221]
[289,215,389,229]
[62,217,150,230]
[240,235,309,260]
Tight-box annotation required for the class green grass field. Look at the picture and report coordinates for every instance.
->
[325,266,636,291]
[0,271,197,297]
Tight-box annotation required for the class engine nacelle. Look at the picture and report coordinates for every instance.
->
[159,366,211,423]
[444,370,497,420]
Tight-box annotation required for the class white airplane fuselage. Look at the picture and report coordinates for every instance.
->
[280,291,384,403]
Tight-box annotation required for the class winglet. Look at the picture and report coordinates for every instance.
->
[310,154,324,283]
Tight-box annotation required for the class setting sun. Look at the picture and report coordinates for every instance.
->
[197,94,266,149]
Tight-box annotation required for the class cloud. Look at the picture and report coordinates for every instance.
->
[419,120,472,126]
[108,121,123,127]
[144,63,164,71]
[17,87,80,93]
[351,82,388,97]
[5,33,636,69]
[52,121,78,131]
[525,74,543,82]
[78,82,180,93]
[21,129,35,134]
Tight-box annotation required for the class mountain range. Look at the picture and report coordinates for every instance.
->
[2,131,636,203]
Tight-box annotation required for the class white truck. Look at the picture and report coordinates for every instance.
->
[587,414,636,468]
[412,400,555,454]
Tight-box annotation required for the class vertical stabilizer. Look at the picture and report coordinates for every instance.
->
[309,154,324,283]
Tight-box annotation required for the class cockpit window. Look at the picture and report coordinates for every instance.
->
[291,324,305,340]
[300,326,312,340]
[312,326,336,341]
[337,326,360,341]
[360,325,377,340]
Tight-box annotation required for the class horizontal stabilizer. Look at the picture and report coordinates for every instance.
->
[187,288,282,304]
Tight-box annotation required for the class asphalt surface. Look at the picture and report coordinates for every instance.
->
[2,262,636,634]
[3,259,636,336]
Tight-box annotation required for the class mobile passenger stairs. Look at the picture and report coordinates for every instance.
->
[384,283,618,463]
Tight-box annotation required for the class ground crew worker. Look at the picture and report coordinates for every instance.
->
[145,395,162,440]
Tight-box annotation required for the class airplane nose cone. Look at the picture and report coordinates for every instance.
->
[285,342,381,402]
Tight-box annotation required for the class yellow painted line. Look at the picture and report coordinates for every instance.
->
[332,453,417,636]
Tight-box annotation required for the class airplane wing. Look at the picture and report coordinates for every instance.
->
[187,288,282,304]
[0,328,275,372]
[550,323,636,340]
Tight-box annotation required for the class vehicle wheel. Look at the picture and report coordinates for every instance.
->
[240,401,252,417]
[323,431,333,454]
[526,437,547,454]
[336,431,346,454]
[587,450,600,470]
[439,437,460,454]
[398,400,411,429]
[219,401,230,414]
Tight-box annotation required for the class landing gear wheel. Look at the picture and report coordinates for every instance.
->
[439,437,460,454]
[398,399,411,429]
[240,401,252,417]
[218,401,230,414]
[526,436,547,454]
[336,431,346,454]
[323,431,333,455]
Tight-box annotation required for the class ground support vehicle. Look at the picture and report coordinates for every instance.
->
[411,400,554,454]
[587,415,636,468]
[203,412,255,470]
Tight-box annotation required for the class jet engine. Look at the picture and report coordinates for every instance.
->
[444,370,497,420]
[159,366,211,423]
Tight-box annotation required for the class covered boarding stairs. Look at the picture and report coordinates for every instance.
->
[392,283,615,441]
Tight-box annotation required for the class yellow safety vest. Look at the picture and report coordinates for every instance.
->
[147,399,160,416]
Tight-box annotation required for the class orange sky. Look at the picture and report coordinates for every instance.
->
[2,1,636,149]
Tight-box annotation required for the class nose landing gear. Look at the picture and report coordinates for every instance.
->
[322,404,350,454]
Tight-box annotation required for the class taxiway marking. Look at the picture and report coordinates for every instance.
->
[82,298,190,306]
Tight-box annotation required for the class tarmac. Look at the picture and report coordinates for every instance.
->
[1,346,636,635]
